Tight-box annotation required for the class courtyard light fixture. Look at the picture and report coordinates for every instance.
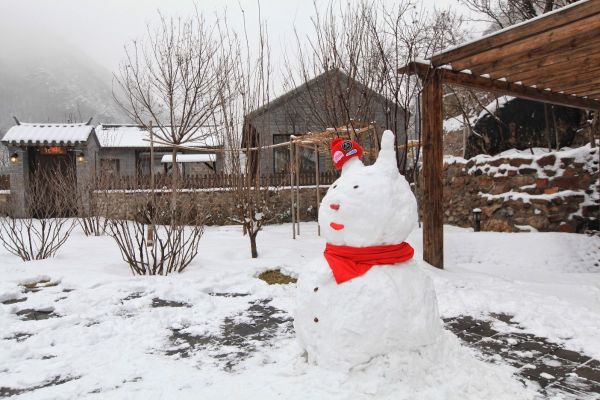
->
[473,208,482,232]
[10,153,18,164]
[77,152,85,162]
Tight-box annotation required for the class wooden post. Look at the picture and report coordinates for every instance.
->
[315,143,321,236]
[290,139,295,239]
[421,70,444,269]
[147,120,155,247]
[295,142,301,236]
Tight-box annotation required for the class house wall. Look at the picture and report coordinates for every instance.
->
[4,146,29,216]
[97,148,224,177]
[98,148,138,176]
[76,139,99,214]
[4,142,93,217]
[247,82,406,176]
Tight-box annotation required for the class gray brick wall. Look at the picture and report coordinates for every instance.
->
[6,146,29,217]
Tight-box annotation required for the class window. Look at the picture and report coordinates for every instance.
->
[100,159,120,176]
[273,134,319,174]
[273,135,290,173]
[137,152,165,176]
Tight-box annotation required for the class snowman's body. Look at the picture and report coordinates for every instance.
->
[294,131,443,369]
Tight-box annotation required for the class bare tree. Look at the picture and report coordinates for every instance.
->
[110,9,222,274]
[367,4,467,172]
[214,8,286,258]
[0,168,77,261]
[114,10,228,213]
[284,1,466,176]
[461,0,576,30]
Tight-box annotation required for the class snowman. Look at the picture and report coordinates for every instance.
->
[295,130,443,369]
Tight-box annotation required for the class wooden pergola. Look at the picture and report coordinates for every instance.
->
[399,0,600,269]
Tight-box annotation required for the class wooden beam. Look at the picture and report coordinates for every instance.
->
[431,0,600,66]
[400,62,600,110]
[550,81,600,95]
[442,70,600,110]
[445,14,600,72]
[420,69,444,269]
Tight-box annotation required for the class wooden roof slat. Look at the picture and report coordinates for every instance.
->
[511,65,600,90]
[487,46,600,81]
[462,30,600,76]
[446,13,600,72]
[431,0,598,66]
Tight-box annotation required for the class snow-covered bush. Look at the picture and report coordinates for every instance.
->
[105,193,205,275]
[0,168,77,261]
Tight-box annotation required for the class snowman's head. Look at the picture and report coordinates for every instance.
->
[319,130,418,247]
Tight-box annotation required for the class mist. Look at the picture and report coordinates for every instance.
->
[0,0,473,132]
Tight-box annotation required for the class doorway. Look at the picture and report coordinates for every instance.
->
[28,147,77,217]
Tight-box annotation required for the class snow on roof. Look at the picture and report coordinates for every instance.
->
[96,124,221,148]
[477,96,515,120]
[161,153,216,163]
[2,123,94,145]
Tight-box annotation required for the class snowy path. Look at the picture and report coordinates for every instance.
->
[1,223,599,399]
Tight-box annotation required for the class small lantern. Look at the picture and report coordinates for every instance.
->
[472,208,482,232]
[77,152,85,162]
[10,153,18,164]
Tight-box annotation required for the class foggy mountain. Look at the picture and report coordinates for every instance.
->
[0,34,130,135]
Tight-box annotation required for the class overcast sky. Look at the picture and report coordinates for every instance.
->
[0,0,482,76]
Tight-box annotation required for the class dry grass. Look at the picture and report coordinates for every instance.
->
[257,269,297,285]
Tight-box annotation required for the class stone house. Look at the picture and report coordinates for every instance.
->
[94,124,222,177]
[243,69,407,176]
[1,121,222,216]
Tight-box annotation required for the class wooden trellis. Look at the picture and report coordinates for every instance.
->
[288,122,378,238]
[287,121,420,238]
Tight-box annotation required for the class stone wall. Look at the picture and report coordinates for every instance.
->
[91,186,329,226]
[437,145,599,233]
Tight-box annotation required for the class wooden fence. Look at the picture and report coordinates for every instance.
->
[0,172,339,191]
[95,172,339,190]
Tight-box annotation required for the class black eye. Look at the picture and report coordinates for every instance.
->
[353,185,359,189]
[333,184,337,188]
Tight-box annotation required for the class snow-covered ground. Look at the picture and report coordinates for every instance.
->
[1,222,599,399]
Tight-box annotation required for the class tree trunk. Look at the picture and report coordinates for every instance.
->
[250,232,258,258]
[551,106,560,150]
[543,103,551,150]
[171,146,179,222]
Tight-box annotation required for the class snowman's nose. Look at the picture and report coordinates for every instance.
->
[330,203,340,210]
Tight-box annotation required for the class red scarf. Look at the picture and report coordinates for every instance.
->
[324,242,414,284]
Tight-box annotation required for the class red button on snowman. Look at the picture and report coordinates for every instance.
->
[295,130,443,369]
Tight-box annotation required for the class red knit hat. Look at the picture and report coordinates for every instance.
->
[331,138,363,170]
